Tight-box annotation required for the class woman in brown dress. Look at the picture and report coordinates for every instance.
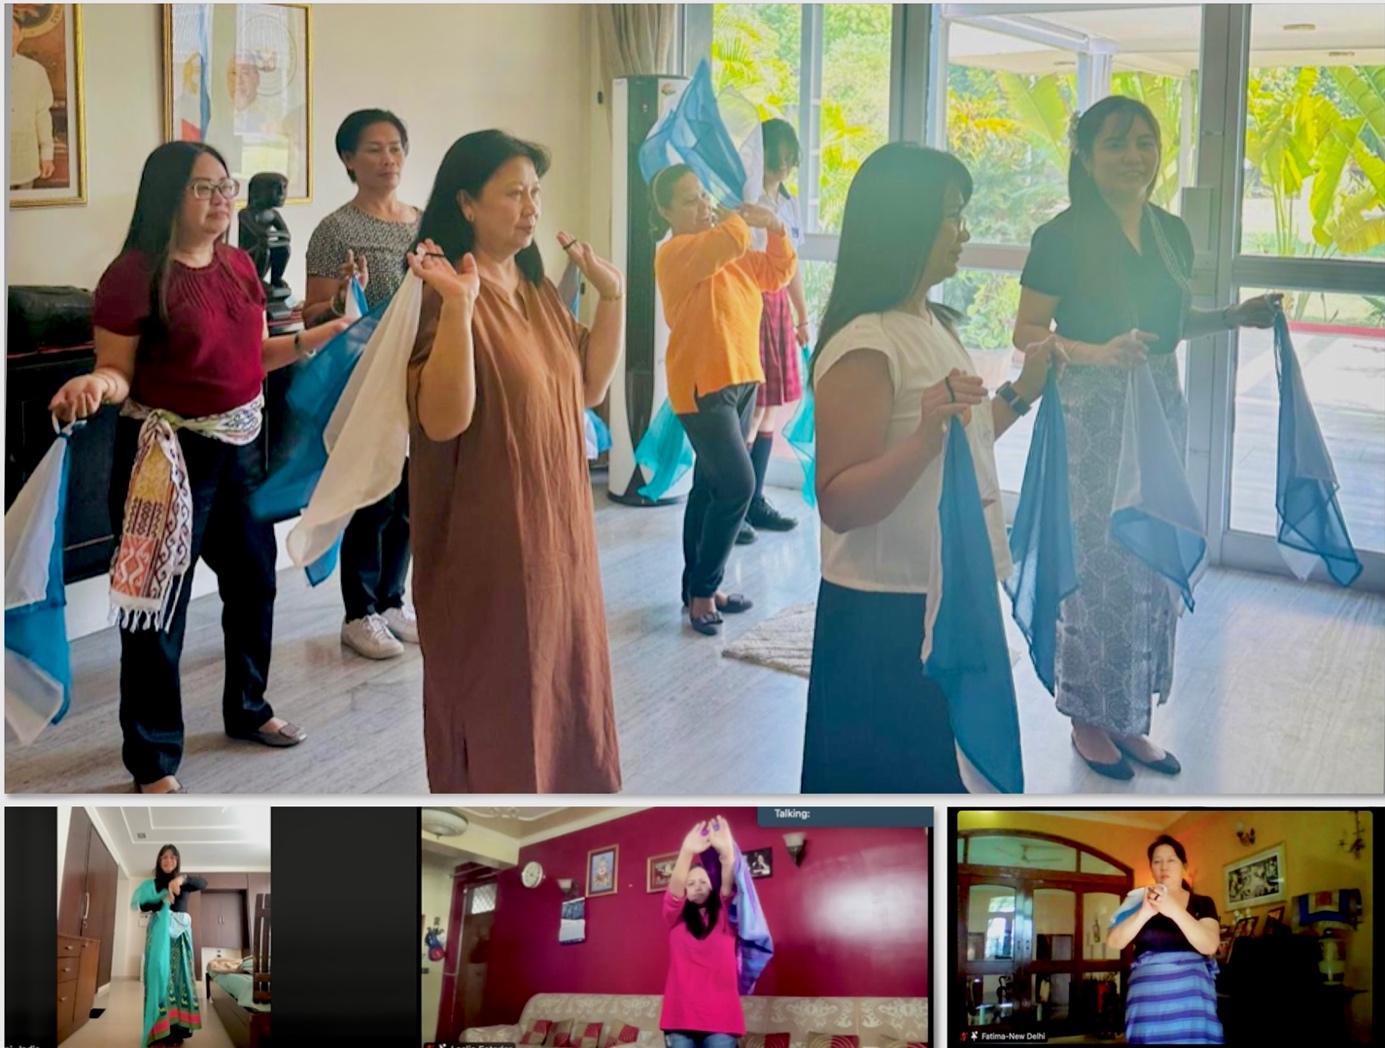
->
[405,130,625,793]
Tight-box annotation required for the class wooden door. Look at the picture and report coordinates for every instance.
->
[58,809,93,939]
[246,874,271,937]
[83,828,119,987]
[460,910,494,1033]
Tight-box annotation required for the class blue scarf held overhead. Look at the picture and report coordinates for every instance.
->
[1108,362,1206,611]
[1272,309,1362,586]
[1004,368,1077,694]
[923,417,1025,794]
[638,59,759,207]
[699,844,774,994]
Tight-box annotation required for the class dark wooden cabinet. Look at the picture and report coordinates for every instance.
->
[202,890,250,950]
[56,935,98,1044]
[57,810,118,995]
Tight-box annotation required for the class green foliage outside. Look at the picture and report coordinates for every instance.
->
[711,6,1384,334]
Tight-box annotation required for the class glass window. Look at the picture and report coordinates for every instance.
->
[1241,7,1385,262]
[1034,888,1076,960]
[711,4,802,126]
[1083,892,1123,960]
[817,4,893,233]
[1228,287,1385,552]
[966,885,1016,959]
[967,834,1078,871]
[467,882,497,915]
[1080,852,1123,876]
[946,28,1077,246]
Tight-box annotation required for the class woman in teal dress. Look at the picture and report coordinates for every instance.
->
[132,845,206,1045]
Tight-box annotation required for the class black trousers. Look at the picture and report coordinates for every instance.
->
[109,418,277,783]
[339,463,411,620]
[802,580,967,792]
[677,383,757,601]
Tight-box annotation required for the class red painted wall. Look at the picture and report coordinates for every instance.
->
[478,809,929,1025]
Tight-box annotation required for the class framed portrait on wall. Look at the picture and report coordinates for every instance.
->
[587,845,618,897]
[162,3,312,203]
[646,852,678,893]
[9,4,86,208]
[1224,843,1286,909]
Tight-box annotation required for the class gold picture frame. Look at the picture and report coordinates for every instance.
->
[586,845,619,897]
[8,4,87,209]
[161,3,313,205]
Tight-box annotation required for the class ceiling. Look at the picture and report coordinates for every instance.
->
[947,4,1384,76]
[1029,809,1188,830]
[439,807,636,844]
[88,805,272,876]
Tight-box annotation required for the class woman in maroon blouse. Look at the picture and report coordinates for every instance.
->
[49,141,350,794]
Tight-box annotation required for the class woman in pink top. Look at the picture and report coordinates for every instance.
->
[660,817,744,1048]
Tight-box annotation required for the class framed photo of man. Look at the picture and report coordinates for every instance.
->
[9,4,86,208]
[162,3,312,203]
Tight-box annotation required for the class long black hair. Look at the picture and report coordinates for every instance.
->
[334,108,409,182]
[121,141,237,322]
[811,143,971,383]
[417,129,550,286]
[153,844,182,890]
[1148,834,1193,892]
[649,162,695,242]
[680,869,723,941]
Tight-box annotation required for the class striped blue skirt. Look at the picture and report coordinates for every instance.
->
[1125,950,1224,1044]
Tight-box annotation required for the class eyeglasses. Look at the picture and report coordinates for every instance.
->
[187,178,241,201]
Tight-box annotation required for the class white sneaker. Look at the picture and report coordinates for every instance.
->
[381,605,420,644]
[341,614,404,660]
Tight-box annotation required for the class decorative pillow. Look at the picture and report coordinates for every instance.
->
[806,1035,860,1048]
[881,1039,926,1048]
[208,958,241,974]
[520,1020,556,1045]
[546,1021,575,1047]
[239,956,255,972]
[742,1033,791,1048]
[570,1021,604,1048]
[600,1024,639,1048]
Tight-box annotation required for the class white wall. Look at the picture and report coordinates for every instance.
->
[6,4,600,639]
[112,868,142,980]
[56,806,73,910]
[421,851,459,1046]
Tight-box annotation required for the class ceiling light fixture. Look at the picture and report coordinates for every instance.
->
[422,809,470,838]
[1283,23,1316,32]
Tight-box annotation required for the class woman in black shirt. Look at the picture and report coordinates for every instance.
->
[1107,834,1224,1044]
[134,845,206,1045]
[1013,95,1280,780]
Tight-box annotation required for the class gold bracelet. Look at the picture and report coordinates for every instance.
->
[599,292,624,303]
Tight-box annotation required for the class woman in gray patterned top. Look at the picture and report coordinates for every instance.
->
[305,108,422,660]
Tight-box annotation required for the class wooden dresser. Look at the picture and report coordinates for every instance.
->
[56,934,98,1043]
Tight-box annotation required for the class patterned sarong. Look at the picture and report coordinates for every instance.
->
[1125,949,1224,1044]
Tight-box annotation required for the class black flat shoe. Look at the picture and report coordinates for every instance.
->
[688,609,723,636]
[735,522,757,545]
[747,496,798,531]
[716,593,754,614]
[1113,738,1183,775]
[1071,735,1134,781]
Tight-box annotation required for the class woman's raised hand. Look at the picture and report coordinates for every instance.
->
[407,238,480,307]
[1093,329,1156,368]
[681,821,710,854]
[737,202,784,233]
[1016,334,1068,394]
[48,374,109,424]
[1230,292,1283,329]
[707,815,734,856]
[558,232,624,301]
[916,368,986,435]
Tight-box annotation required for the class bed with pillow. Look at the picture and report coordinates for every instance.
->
[205,893,271,1048]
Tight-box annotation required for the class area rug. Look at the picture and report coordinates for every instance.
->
[723,602,1024,679]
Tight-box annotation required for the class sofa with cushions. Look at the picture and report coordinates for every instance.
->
[462,994,927,1048]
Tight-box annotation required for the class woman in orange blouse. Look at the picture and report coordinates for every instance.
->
[651,164,797,635]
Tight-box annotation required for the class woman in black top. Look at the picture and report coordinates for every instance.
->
[1107,834,1223,1044]
[1013,95,1280,781]
[134,845,206,1045]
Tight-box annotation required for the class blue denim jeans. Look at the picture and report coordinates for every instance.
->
[665,1033,739,1048]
